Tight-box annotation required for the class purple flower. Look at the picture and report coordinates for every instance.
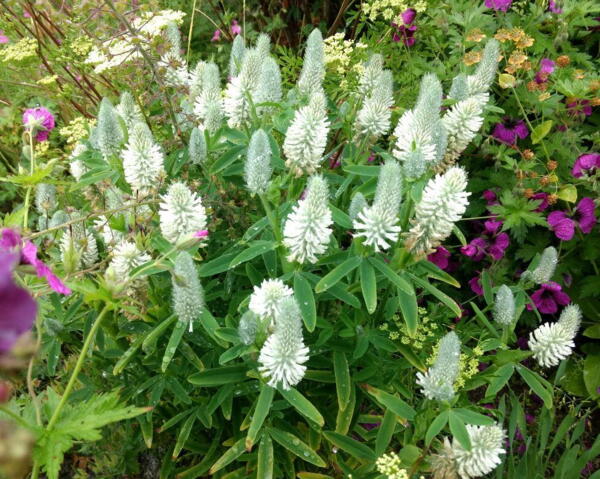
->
[535,58,555,83]
[230,20,241,36]
[194,230,209,238]
[567,99,593,118]
[484,0,513,12]
[469,275,484,296]
[0,30,8,44]
[461,220,510,261]
[401,8,416,24]
[547,197,596,240]
[211,29,221,42]
[527,281,570,315]
[482,189,499,206]
[531,192,549,212]
[0,229,70,295]
[427,246,451,270]
[0,252,37,353]
[22,107,55,142]
[572,153,600,178]
[492,119,529,145]
[548,0,562,13]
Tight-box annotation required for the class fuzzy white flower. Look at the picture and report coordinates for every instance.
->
[159,182,208,244]
[249,279,293,320]
[355,70,394,138]
[283,92,330,176]
[353,161,402,252]
[525,246,558,284]
[493,285,515,326]
[451,424,506,478]
[96,98,124,158]
[69,143,89,181]
[405,166,470,257]
[283,175,333,263]
[244,129,273,195]
[223,48,262,128]
[258,296,309,389]
[171,251,204,332]
[529,304,582,367]
[116,91,144,130]
[35,183,56,214]
[94,215,125,245]
[416,331,461,401]
[297,28,325,97]
[193,62,224,133]
[108,240,151,278]
[60,225,98,269]
[122,122,165,193]
[442,94,487,164]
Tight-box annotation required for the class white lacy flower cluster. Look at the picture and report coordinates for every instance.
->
[85,10,186,73]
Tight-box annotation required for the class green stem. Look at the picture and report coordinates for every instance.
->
[23,131,35,229]
[259,194,291,273]
[46,305,111,430]
[0,405,31,429]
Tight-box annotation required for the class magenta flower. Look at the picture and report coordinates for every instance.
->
[548,0,563,13]
[211,29,221,42]
[0,229,70,295]
[22,107,55,142]
[547,197,596,240]
[0,30,8,44]
[461,220,510,261]
[530,192,549,212]
[527,281,570,314]
[572,153,600,178]
[194,230,209,238]
[0,252,37,353]
[535,58,555,84]
[469,275,484,296]
[230,20,242,36]
[427,246,451,270]
[492,119,529,145]
[567,99,592,118]
[482,189,499,206]
[392,8,417,47]
[484,0,513,12]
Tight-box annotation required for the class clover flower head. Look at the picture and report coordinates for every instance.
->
[249,278,293,320]
[159,182,208,244]
[451,424,506,478]
[171,251,204,331]
[529,304,581,367]
[122,122,165,193]
[416,331,461,401]
[493,285,515,326]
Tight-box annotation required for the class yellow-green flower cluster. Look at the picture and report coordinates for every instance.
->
[59,117,96,144]
[362,0,427,23]
[37,75,59,85]
[376,452,410,479]
[0,38,38,63]
[69,35,94,57]
[323,33,368,90]
[455,346,484,389]
[380,307,439,350]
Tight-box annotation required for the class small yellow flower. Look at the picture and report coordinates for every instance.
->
[573,69,585,80]
[463,50,482,66]
[466,28,486,43]
[538,92,551,102]
[508,51,528,66]
[494,28,512,43]
[37,75,58,85]
[0,37,38,63]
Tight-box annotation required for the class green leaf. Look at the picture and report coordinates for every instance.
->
[376,409,398,455]
[333,352,352,410]
[414,260,460,287]
[557,184,578,203]
[359,260,377,314]
[342,165,380,176]
[583,353,600,399]
[257,433,274,479]
[368,257,413,295]
[453,408,495,426]
[449,411,471,450]
[279,387,325,426]
[35,430,73,479]
[408,273,461,316]
[229,241,278,269]
[268,427,326,467]
[531,120,553,144]
[198,250,242,277]
[323,431,376,461]
[209,437,246,474]
[294,273,317,332]
[188,365,248,386]
[161,320,187,372]
[315,256,362,293]
[210,144,246,174]
[397,285,418,338]
[335,380,356,435]
[516,366,552,408]
[246,384,275,450]
[173,413,196,458]
[485,364,514,397]
[426,410,449,446]
[330,204,353,229]
[141,315,177,354]
[365,385,416,420]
